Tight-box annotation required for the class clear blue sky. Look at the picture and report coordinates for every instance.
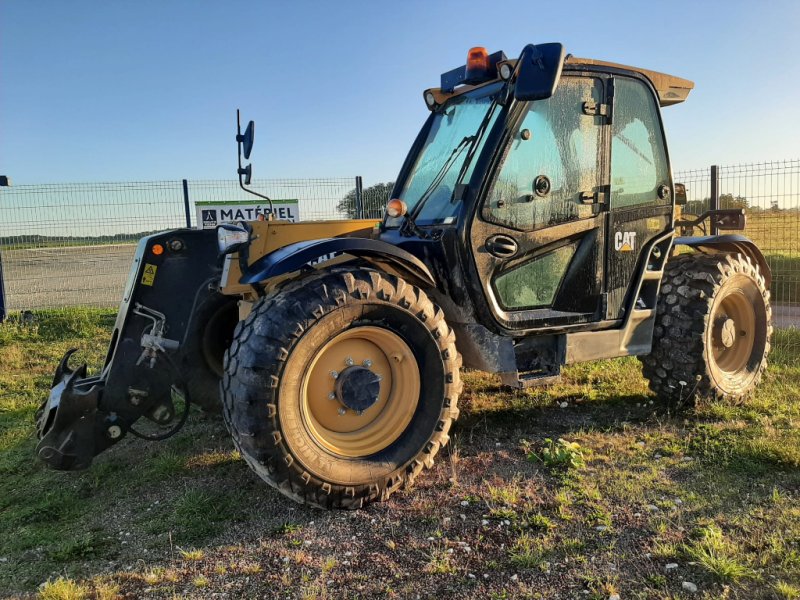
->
[2,0,799,186]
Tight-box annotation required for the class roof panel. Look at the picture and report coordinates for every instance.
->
[565,56,694,106]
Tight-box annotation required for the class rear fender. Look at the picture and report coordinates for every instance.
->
[239,237,437,288]
[674,234,771,287]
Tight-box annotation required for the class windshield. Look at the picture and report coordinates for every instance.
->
[386,84,502,227]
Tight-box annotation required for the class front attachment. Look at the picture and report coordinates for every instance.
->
[35,349,115,470]
[35,228,222,471]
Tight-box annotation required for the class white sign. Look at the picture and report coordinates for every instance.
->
[195,200,300,229]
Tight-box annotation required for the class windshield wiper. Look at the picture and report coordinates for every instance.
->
[400,135,474,237]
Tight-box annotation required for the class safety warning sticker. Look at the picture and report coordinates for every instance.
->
[141,263,158,286]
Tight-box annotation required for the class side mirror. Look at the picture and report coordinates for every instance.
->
[674,182,687,205]
[713,209,746,231]
[514,43,565,101]
[242,121,255,159]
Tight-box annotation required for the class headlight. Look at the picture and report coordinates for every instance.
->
[217,223,250,255]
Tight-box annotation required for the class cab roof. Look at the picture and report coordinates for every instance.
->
[427,52,695,108]
[564,55,694,107]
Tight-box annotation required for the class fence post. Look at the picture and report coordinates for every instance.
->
[0,251,6,323]
[182,179,192,228]
[354,176,364,219]
[710,165,719,235]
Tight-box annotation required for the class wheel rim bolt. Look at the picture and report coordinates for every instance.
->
[338,408,346,416]
[363,359,373,368]
[345,357,354,366]
[330,370,338,379]
[328,392,336,400]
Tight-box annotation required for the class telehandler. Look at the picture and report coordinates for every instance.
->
[36,44,772,509]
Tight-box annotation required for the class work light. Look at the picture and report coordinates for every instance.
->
[217,223,250,255]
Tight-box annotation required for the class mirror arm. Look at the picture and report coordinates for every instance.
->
[235,109,274,217]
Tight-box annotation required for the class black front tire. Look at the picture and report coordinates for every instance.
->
[222,268,462,509]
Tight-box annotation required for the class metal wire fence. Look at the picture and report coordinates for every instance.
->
[0,181,188,311]
[0,177,378,312]
[674,161,800,350]
[0,164,797,349]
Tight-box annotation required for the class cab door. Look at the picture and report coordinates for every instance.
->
[605,76,674,319]
[468,74,610,331]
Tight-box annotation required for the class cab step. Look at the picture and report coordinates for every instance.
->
[500,368,562,389]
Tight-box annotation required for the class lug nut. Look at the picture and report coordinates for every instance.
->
[338,408,346,416]
[345,357,354,366]
[107,425,122,439]
[363,359,373,368]
[330,370,339,379]
[328,392,336,400]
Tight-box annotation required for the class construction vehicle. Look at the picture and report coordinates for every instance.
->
[36,44,772,509]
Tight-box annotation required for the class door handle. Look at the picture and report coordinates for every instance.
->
[485,234,518,258]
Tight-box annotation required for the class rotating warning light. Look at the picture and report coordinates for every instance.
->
[464,47,490,83]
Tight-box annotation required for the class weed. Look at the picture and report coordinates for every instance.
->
[322,556,337,572]
[178,547,205,561]
[239,562,262,574]
[486,476,522,506]
[776,581,800,599]
[508,533,546,568]
[148,450,186,478]
[170,488,239,542]
[521,512,555,532]
[532,438,585,471]
[682,523,755,582]
[38,577,89,600]
[489,506,517,520]
[645,573,667,587]
[276,522,303,535]
[192,575,209,588]
[425,546,455,574]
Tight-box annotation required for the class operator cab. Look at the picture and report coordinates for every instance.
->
[382,44,694,341]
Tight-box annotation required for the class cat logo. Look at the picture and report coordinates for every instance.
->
[614,231,636,252]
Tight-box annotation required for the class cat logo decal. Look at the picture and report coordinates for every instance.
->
[614,231,636,252]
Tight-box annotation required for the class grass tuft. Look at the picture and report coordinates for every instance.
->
[38,577,89,600]
[682,523,755,582]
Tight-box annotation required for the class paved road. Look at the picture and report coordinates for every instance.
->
[2,244,136,310]
[774,304,800,329]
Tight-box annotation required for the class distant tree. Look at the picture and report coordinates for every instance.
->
[338,182,394,219]
[684,194,748,216]
[719,194,748,210]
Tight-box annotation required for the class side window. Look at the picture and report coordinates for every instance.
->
[484,77,602,231]
[610,78,670,208]
[494,243,577,309]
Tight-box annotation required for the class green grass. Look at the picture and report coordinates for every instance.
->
[1,309,800,597]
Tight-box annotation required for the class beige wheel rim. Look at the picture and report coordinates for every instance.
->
[300,326,420,457]
[710,287,757,377]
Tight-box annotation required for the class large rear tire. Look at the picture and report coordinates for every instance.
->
[222,268,462,509]
[641,252,771,403]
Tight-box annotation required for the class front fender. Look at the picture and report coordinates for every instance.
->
[239,237,437,288]
[674,234,771,287]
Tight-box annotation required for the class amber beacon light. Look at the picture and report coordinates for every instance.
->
[465,46,490,81]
